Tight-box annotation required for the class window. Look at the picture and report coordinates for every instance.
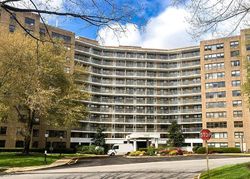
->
[206,91,226,99]
[0,140,5,147]
[46,130,67,138]
[234,132,243,139]
[212,132,227,139]
[205,81,225,89]
[230,41,239,48]
[232,80,241,87]
[0,127,7,135]
[231,50,239,57]
[207,122,227,128]
[205,62,224,70]
[206,111,226,118]
[9,24,15,32]
[232,100,242,107]
[15,141,24,148]
[231,60,240,67]
[246,45,250,51]
[231,70,240,77]
[25,17,35,26]
[233,110,242,117]
[32,141,39,148]
[204,43,224,51]
[208,142,228,148]
[205,72,225,79]
[232,90,241,97]
[39,28,46,37]
[204,53,224,60]
[32,129,39,137]
[206,102,226,108]
[52,32,71,43]
[235,142,241,148]
[234,121,243,128]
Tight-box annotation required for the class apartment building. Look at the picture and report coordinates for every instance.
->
[0,9,75,149]
[200,29,250,150]
[71,37,203,148]
[0,9,250,151]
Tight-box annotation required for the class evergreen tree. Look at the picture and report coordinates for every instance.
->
[92,127,106,147]
[167,121,185,147]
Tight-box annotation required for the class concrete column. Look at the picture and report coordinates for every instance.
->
[133,139,137,151]
[146,139,149,147]
[155,138,158,148]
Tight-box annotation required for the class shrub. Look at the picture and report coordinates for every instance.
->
[129,151,145,156]
[192,146,200,153]
[158,149,170,156]
[138,148,148,152]
[77,145,104,155]
[169,150,178,155]
[176,148,183,155]
[196,147,241,154]
[146,146,157,156]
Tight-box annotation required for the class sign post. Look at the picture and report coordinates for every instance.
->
[200,129,212,178]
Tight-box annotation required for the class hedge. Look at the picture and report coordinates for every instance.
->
[196,147,241,154]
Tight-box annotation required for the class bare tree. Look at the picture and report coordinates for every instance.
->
[0,0,137,42]
[171,0,250,38]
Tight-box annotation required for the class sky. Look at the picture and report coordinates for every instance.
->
[11,0,248,49]
[47,0,200,49]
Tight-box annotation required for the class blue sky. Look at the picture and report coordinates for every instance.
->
[52,0,169,39]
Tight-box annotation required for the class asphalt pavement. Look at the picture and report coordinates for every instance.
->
[1,156,250,179]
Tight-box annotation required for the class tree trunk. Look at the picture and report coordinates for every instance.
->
[23,109,35,155]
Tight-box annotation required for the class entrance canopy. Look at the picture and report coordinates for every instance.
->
[126,132,160,139]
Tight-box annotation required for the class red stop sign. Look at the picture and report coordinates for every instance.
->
[200,129,212,141]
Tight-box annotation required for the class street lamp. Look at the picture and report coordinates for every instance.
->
[44,133,49,164]
[60,136,63,156]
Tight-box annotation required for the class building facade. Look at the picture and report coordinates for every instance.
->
[0,10,250,151]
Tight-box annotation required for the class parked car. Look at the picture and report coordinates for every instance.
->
[107,143,134,156]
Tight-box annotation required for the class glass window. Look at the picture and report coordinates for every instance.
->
[25,17,35,26]
[234,121,243,128]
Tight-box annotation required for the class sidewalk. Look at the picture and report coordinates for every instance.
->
[4,158,75,173]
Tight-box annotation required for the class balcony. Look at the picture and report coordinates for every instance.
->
[182,128,202,133]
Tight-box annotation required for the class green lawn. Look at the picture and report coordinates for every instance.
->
[0,152,62,168]
[200,162,250,179]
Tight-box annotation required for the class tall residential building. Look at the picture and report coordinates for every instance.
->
[200,29,250,150]
[71,37,202,148]
[0,9,250,151]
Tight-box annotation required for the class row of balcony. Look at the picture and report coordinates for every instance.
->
[74,126,202,133]
[74,46,200,60]
[83,118,202,124]
[90,89,201,96]
[91,98,201,104]
[88,108,202,114]
[89,79,201,87]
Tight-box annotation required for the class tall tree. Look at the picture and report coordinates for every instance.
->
[92,127,106,147]
[171,0,250,38]
[0,0,138,42]
[167,121,185,147]
[0,31,89,154]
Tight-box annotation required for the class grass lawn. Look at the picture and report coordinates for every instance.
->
[0,152,96,168]
[200,162,250,179]
[0,152,63,168]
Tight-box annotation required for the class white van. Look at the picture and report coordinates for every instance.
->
[107,143,134,156]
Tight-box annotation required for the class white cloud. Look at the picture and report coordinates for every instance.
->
[97,3,249,49]
[97,7,198,49]
[97,23,142,47]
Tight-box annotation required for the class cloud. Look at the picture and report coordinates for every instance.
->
[97,6,198,49]
[97,23,142,47]
[97,3,249,49]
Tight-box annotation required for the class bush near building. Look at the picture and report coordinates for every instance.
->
[196,147,241,154]
[130,147,184,156]
[77,145,105,155]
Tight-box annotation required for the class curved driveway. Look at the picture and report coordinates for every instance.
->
[1,157,250,179]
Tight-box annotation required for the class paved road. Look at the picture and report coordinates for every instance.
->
[1,157,250,179]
